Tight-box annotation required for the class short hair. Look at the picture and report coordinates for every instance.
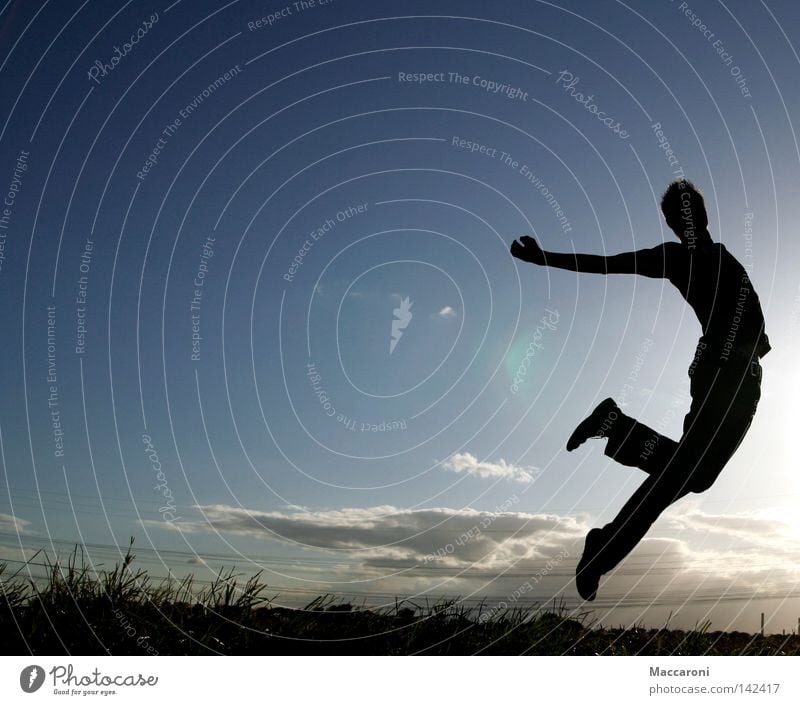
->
[660,179,708,244]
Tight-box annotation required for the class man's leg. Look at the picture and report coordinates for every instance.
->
[579,463,693,584]
[571,404,686,600]
[576,466,693,599]
[577,360,761,599]
[567,398,680,473]
[603,409,679,475]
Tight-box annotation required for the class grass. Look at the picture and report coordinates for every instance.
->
[1,541,797,656]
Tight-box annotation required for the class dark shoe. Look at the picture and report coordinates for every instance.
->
[576,528,605,601]
[566,398,618,451]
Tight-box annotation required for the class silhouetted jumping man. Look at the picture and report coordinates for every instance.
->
[510,180,770,601]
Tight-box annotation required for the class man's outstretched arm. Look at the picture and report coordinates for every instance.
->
[510,235,669,278]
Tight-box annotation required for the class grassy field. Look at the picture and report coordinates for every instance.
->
[2,544,797,656]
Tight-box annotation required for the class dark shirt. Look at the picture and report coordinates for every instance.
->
[630,240,770,361]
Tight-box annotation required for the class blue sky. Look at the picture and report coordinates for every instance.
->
[2,0,800,633]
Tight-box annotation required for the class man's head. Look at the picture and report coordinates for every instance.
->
[660,179,710,246]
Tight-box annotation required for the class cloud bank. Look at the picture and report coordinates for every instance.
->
[442,452,540,483]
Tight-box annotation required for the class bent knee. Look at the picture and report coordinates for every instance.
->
[688,473,718,494]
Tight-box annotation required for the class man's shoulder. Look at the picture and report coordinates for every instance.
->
[640,241,681,256]
[661,240,688,262]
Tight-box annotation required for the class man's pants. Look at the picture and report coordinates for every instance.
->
[587,345,763,576]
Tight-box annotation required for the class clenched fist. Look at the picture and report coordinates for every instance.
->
[510,235,546,265]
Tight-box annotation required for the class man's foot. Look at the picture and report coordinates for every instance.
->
[576,528,605,601]
[566,398,619,451]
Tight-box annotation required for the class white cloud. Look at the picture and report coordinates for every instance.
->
[145,502,800,583]
[660,506,800,578]
[436,306,456,318]
[666,507,791,544]
[0,513,31,533]
[150,503,586,571]
[142,502,800,629]
[443,452,539,483]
